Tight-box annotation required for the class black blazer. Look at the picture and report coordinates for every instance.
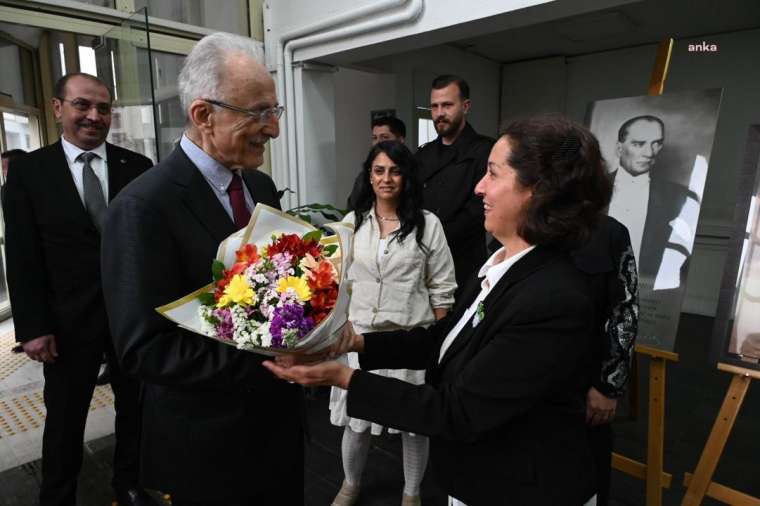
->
[415,123,494,289]
[100,146,303,502]
[4,140,151,349]
[347,246,596,505]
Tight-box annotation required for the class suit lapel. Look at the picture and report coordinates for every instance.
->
[106,143,131,201]
[422,141,456,182]
[241,171,261,206]
[434,272,484,369]
[436,246,561,368]
[168,148,237,244]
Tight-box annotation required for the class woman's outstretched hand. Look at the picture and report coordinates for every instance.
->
[262,360,355,389]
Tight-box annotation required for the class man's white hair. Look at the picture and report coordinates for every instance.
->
[178,32,265,113]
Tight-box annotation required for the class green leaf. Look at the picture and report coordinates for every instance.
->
[302,230,323,243]
[198,291,216,306]
[323,244,338,256]
[212,260,226,282]
[320,211,341,222]
[298,213,312,223]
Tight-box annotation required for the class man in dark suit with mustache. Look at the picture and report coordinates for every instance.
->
[4,73,154,506]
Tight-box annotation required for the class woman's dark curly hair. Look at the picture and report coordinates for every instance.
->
[501,115,612,249]
[353,140,427,250]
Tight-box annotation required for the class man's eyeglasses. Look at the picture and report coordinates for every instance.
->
[56,97,112,115]
[202,99,284,123]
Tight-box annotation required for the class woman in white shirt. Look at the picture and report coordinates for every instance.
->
[330,141,456,506]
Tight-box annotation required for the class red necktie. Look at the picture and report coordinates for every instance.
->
[227,173,251,230]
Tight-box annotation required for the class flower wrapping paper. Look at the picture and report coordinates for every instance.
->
[156,204,354,356]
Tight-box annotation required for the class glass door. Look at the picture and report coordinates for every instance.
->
[87,7,159,162]
[0,108,43,319]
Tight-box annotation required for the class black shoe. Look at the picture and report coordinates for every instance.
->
[116,488,161,506]
[96,362,111,386]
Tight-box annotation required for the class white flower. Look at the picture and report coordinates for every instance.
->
[253,322,272,348]
[198,305,218,338]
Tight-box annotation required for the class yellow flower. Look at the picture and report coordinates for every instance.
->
[276,276,312,302]
[216,274,256,308]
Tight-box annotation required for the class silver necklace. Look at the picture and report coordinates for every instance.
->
[377,215,400,222]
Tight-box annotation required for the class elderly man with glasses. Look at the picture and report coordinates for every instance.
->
[101,33,300,506]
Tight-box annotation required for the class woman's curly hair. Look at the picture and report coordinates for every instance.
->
[501,114,613,249]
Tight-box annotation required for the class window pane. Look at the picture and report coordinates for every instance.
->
[0,43,26,105]
[152,51,186,160]
[3,112,41,152]
[134,0,248,35]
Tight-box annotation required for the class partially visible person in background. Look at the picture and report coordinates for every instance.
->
[346,116,407,211]
[415,75,493,297]
[1,149,27,206]
[572,215,638,506]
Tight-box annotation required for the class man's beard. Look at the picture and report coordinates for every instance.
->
[434,114,463,138]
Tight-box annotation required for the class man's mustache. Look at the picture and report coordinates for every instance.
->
[77,120,104,130]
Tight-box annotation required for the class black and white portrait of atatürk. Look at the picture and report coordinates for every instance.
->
[711,126,760,372]
[588,89,722,350]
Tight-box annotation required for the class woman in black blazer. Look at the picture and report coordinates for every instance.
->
[265,115,613,505]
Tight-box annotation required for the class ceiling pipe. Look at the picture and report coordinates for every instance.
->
[268,0,424,208]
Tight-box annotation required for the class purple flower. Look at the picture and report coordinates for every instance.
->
[213,308,234,341]
[269,302,315,348]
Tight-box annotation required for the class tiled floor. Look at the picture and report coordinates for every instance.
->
[0,318,117,475]
[0,313,758,505]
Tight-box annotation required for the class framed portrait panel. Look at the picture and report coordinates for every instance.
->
[711,125,760,371]
[587,89,723,351]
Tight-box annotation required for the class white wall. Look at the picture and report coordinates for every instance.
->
[371,44,501,146]
[329,44,499,208]
[334,68,396,207]
[264,0,637,66]
[500,28,760,316]
[295,66,337,206]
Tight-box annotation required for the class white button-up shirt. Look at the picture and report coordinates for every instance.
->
[61,136,109,205]
[607,166,650,262]
[438,244,535,363]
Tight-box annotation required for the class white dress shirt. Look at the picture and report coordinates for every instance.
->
[607,166,650,262]
[438,244,535,363]
[179,134,254,221]
[61,136,109,205]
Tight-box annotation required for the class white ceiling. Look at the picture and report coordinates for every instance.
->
[348,0,760,70]
[446,0,760,63]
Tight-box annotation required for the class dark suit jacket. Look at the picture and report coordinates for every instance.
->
[415,123,494,289]
[100,146,303,502]
[610,170,689,283]
[347,246,596,505]
[4,140,152,349]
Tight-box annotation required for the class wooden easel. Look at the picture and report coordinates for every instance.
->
[612,344,679,506]
[609,38,680,506]
[681,363,760,506]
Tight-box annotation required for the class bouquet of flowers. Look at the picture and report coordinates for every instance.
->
[157,204,353,355]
